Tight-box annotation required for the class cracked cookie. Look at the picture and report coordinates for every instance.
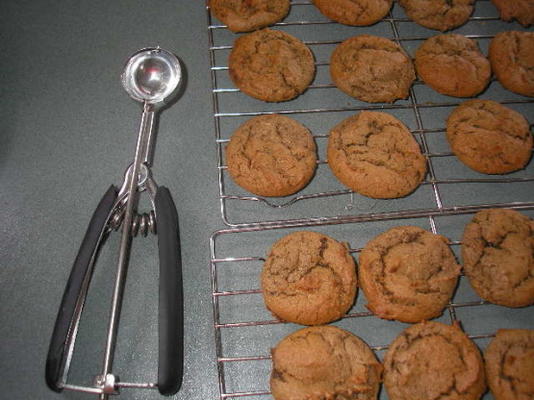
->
[484,329,534,400]
[398,0,475,31]
[330,35,415,103]
[327,111,427,199]
[359,226,461,323]
[415,34,491,97]
[271,325,382,400]
[313,0,393,26]
[261,231,357,325]
[209,0,290,32]
[228,28,315,102]
[446,100,533,174]
[384,321,487,400]
[462,209,534,308]
[489,31,534,97]
[225,115,317,197]
[491,0,534,27]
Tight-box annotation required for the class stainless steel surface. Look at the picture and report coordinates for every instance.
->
[206,1,534,399]
[121,48,182,106]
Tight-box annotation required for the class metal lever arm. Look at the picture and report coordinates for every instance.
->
[46,185,118,392]
[154,186,183,395]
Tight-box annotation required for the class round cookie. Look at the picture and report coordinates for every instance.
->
[261,231,357,326]
[415,34,491,97]
[384,321,487,400]
[359,226,461,323]
[313,0,393,26]
[462,209,534,308]
[327,111,427,199]
[446,100,533,174]
[491,0,534,27]
[225,115,317,197]
[271,326,382,400]
[398,0,475,31]
[330,35,415,103]
[484,329,534,400]
[209,0,290,32]
[229,29,315,102]
[489,31,534,97]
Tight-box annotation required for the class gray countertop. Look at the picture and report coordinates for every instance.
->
[1,1,219,399]
[1,1,533,400]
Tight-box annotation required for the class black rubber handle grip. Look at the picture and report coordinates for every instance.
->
[46,185,118,392]
[154,186,184,395]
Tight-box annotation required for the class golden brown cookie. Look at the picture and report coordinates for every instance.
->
[261,231,357,326]
[209,0,290,32]
[229,29,315,102]
[491,0,534,27]
[327,111,427,199]
[330,35,415,103]
[359,226,461,323]
[313,0,393,26]
[398,0,475,31]
[415,34,491,97]
[462,209,534,308]
[489,31,534,97]
[271,326,382,400]
[225,115,317,197]
[446,100,533,174]
[484,329,534,400]
[384,321,487,400]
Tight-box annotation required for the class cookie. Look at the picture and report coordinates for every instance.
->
[209,0,290,32]
[384,321,487,400]
[330,35,415,103]
[446,100,533,174]
[359,226,461,323]
[313,0,393,26]
[398,0,475,31]
[228,29,315,102]
[261,231,357,326]
[489,31,534,97]
[462,209,534,308]
[225,115,317,197]
[415,34,491,97]
[327,111,427,199]
[491,0,534,27]
[271,326,382,400]
[484,329,534,400]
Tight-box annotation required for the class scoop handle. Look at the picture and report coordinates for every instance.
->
[154,186,183,395]
[46,185,117,392]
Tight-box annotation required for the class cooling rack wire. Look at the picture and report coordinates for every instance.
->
[206,1,534,399]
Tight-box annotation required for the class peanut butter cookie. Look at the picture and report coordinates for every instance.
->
[384,321,487,400]
[446,100,533,174]
[209,0,290,32]
[415,34,491,97]
[462,209,534,308]
[330,35,415,103]
[226,115,317,197]
[327,111,427,199]
[484,329,534,400]
[229,29,315,102]
[271,326,382,400]
[398,0,475,31]
[489,31,534,97]
[359,226,461,323]
[313,0,393,26]
[261,231,357,326]
[491,0,534,27]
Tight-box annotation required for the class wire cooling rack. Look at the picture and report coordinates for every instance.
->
[206,1,534,399]
[207,0,534,228]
